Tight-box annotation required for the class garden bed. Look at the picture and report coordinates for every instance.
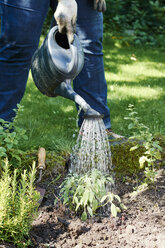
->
[28,164,165,248]
[0,141,165,248]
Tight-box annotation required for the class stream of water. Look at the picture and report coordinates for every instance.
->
[70,117,112,174]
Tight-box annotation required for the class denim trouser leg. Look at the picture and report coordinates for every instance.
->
[73,0,111,128]
[0,0,49,121]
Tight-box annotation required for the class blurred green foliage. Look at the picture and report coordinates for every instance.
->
[104,0,165,46]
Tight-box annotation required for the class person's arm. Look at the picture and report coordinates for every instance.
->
[54,0,77,44]
[93,0,106,12]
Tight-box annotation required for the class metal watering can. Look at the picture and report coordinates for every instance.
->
[31,26,101,117]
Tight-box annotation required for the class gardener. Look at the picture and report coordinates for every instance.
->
[0,0,122,138]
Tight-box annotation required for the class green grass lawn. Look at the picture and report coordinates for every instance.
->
[16,35,165,152]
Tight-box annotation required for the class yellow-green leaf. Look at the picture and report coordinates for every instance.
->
[111,203,117,217]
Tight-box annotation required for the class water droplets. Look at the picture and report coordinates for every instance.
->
[70,117,112,174]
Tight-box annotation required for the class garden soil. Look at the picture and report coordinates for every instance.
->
[1,161,165,248]
[32,162,165,248]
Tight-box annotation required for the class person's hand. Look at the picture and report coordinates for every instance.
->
[54,0,77,44]
[94,0,106,12]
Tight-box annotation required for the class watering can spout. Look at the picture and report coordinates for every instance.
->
[55,80,102,117]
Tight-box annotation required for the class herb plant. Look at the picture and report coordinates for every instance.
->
[125,104,162,184]
[59,169,122,221]
[0,160,40,247]
[0,105,28,169]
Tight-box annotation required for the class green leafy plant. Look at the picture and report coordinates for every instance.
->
[125,104,162,184]
[0,159,40,247]
[59,169,123,221]
[0,105,28,169]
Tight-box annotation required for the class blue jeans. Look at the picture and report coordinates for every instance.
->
[73,0,110,128]
[0,0,110,128]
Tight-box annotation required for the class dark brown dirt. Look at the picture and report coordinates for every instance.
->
[0,164,164,248]
[29,165,165,248]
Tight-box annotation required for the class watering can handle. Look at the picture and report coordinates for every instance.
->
[68,42,78,75]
